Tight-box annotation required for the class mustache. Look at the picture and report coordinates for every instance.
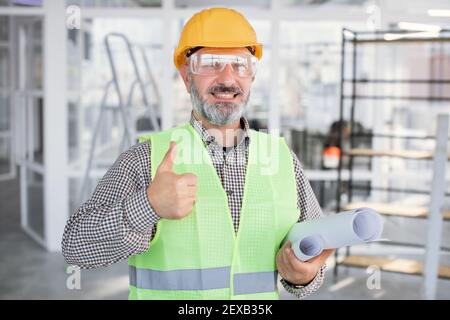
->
[208,84,242,95]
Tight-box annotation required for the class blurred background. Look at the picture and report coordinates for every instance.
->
[1,0,450,299]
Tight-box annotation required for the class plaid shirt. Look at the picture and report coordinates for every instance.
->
[62,113,326,299]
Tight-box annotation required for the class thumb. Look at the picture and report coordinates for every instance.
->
[157,141,177,173]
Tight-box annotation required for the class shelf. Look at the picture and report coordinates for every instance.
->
[376,240,450,252]
[343,79,450,84]
[343,95,450,101]
[344,38,450,44]
[344,29,450,35]
[338,255,450,280]
[346,148,435,160]
[338,29,450,290]
[350,184,450,197]
[350,133,437,140]
[344,202,450,221]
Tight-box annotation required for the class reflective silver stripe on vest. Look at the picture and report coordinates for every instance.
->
[233,271,278,295]
[129,266,231,291]
[130,266,277,295]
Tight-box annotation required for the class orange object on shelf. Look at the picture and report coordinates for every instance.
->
[322,146,341,168]
[323,146,341,157]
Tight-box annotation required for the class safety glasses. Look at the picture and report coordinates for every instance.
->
[189,51,257,77]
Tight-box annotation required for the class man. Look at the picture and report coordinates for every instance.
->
[62,7,334,300]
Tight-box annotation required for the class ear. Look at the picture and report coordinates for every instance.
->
[179,64,191,93]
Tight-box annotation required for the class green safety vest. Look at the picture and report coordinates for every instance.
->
[129,123,299,300]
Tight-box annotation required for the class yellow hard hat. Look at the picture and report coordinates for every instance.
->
[173,7,263,69]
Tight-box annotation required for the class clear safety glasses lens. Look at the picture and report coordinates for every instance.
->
[190,53,257,77]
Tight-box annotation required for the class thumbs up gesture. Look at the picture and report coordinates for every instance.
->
[146,141,198,219]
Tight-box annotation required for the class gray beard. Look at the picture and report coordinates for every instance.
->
[189,76,249,126]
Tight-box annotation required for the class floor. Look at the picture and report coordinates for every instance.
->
[1,175,450,300]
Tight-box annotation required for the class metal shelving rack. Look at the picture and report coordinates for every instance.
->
[334,28,450,299]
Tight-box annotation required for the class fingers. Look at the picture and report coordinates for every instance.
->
[179,197,196,210]
[177,185,197,198]
[281,241,293,269]
[278,240,328,280]
[176,174,197,199]
[278,241,302,276]
[284,242,309,271]
[307,248,335,265]
[172,198,196,218]
[179,173,197,186]
[276,250,288,278]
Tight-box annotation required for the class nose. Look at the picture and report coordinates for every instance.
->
[215,63,236,87]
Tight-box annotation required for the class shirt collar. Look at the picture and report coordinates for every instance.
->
[189,112,250,147]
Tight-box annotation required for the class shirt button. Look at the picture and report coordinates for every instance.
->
[226,190,234,196]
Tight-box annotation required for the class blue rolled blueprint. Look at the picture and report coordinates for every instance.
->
[284,207,384,261]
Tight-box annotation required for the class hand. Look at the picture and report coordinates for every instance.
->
[146,141,198,219]
[276,240,335,286]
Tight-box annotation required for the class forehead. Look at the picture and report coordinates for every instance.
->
[197,47,250,55]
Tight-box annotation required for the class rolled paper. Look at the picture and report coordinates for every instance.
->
[285,207,384,261]
[294,234,324,261]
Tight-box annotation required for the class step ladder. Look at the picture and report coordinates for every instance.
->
[78,33,160,204]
